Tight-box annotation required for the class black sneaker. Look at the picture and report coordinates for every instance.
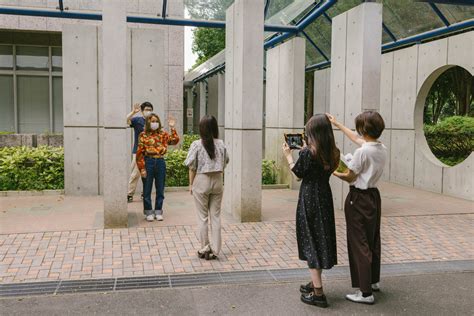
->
[127,195,133,203]
[300,292,328,308]
[300,281,314,294]
[141,193,144,200]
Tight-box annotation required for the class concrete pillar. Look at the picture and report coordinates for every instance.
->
[329,2,382,210]
[217,73,225,140]
[102,0,128,228]
[207,75,219,118]
[224,0,264,222]
[199,81,206,121]
[264,37,306,190]
[313,68,330,115]
[63,24,100,196]
[185,88,194,133]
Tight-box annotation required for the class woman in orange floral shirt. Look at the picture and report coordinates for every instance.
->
[137,113,180,222]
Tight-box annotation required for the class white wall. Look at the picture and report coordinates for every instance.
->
[314,31,474,203]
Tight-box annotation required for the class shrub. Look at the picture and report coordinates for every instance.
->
[165,149,189,187]
[181,133,200,151]
[262,159,277,185]
[424,116,474,166]
[0,131,14,135]
[0,146,64,191]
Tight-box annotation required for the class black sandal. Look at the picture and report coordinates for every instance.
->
[300,281,314,294]
[197,251,206,259]
[301,291,328,308]
[204,251,217,260]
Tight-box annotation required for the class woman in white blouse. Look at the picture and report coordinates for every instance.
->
[185,115,229,260]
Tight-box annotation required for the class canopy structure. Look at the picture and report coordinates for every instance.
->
[0,0,472,82]
[184,0,474,82]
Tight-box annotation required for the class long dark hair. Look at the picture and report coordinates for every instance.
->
[305,114,340,172]
[199,115,219,160]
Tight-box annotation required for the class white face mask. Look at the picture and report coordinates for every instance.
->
[150,122,159,131]
[143,110,152,118]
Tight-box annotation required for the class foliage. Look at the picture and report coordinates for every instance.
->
[191,28,226,69]
[424,116,474,166]
[181,133,200,151]
[262,159,277,185]
[424,67,474,125]
[0,131,14,135]
[164,150,190,187]
[0,146,64,191]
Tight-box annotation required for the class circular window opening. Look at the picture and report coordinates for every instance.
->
[423,66,473,167]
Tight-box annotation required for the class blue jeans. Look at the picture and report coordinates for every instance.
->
[143,157,166,216]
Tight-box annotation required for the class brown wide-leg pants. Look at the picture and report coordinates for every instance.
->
[344,186,381,293]
[192,172,223,255]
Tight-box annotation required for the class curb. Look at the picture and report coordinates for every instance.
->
[0,185,290,197]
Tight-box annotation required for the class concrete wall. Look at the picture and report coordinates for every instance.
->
[54,1,184,196]
[314,31,474,203]
[265,37,306,190]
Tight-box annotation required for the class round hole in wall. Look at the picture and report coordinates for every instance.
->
[415,65,473,167]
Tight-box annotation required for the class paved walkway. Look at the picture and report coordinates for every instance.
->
[0,182,473,284]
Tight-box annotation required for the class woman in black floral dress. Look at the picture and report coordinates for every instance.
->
[282,114,340,308]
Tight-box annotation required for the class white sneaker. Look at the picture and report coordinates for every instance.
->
[146,215,154,222]
[155,214,163,221]
[372,282,380,292]
[345,290,374,305]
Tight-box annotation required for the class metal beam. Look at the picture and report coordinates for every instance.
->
[0,7,299,32]
[322,12,332,23]
[264,0,337,49]
[306,18,474,71]
[161,0,168,19]
[382,23,397,42]
[264,0,271,19]
[301,30,329,61]
[58,0,64,12]
[428,3,450,27]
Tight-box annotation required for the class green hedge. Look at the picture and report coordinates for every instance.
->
[424,116,474,166]
[0,146,64,191]
[0,137,279,191]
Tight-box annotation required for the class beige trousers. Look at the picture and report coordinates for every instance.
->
[128,154,141,196]
[192,172,223,255]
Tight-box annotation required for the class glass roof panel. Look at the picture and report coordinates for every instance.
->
[303,18,332,60]
[265,0,315,25]
[184,0,234,21]
[326,0,363,18]
[377,0,445,39]
[305,38,326,66]
[437,4,474,24]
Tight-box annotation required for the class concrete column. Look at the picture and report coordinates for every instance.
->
[264,37,306,190]
[224,0,264,222]
[207,75,219,118]
[63,24,99,196]
[198,81,206,121]
[217,73,225,140]
[185,88,194,133]
[102,0,128,228]
[329,2,382,210]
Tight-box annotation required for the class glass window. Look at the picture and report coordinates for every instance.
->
[53,77,63,133]
[437,4,474,25]
[0,75,15,132]
[16,46,49,71]
[52,47,62,72]
[377,0,445,39]
[0,45,13,70]
[17,76,50,133]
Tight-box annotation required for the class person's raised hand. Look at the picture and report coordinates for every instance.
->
[133,103,140,113]
[325,113,337,125]
[168,117,176,128]
[282,142,292,157]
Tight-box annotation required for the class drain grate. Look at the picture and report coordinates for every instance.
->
[1,260,472,298]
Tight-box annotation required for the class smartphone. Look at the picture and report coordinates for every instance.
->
[284,133,304,150]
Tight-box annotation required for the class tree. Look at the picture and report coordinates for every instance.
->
[191,28,225,68]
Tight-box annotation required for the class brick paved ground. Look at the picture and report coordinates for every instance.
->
[1,214,472,284]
